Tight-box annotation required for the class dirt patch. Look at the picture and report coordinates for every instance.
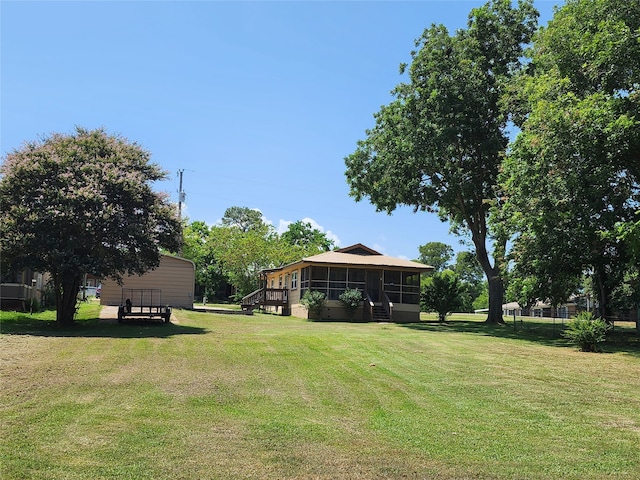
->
[99,305,119,320]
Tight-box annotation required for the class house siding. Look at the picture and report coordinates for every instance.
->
[100,255,195,309]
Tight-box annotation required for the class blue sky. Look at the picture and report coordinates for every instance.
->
[2,0,560,260]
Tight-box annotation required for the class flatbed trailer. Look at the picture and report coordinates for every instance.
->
[118,288,172,323]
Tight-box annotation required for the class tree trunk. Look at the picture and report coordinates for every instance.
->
[468,218,505,324]
[594,268,613,322]
[487,273,505,324]
[56,271,81,327]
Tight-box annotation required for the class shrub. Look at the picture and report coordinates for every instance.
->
[339,288,362,320]
[421,270,464,322]
[300,290,327,320]
[562,312,611,352]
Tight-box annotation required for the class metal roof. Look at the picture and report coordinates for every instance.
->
[301,250,432,271]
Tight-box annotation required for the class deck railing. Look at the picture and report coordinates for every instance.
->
[363,291,374,321]
[241,288,289,310]
[263,288,288,305]
[0,283,32,300]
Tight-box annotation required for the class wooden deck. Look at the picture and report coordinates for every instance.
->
[241,288,288,311]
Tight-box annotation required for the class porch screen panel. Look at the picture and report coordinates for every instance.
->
[347,268,365,291]
[402,272,420,304]
[300,267,310,297]
[310,266,328,295]
[384,270,402,303]
[328,267,347,300]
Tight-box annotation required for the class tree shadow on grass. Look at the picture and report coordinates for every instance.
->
[401,319,640,357]
[0,317,208,339]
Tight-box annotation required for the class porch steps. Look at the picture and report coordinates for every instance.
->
[372,304,390,322]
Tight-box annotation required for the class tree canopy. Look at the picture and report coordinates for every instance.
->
[280,220,336,252]
[0,127,182,325]
[221,206,264,232]
[345,0,538,323]
[181,212,339,301]
[417,242,454,273]
[502,0,640,318]
[182,221,227,300]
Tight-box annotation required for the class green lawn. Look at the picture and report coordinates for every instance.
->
[1,306,639,479]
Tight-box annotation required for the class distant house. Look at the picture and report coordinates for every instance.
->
[0,269,48,311]
[503,298,639,324]
[503,300,580,319]
[243,244,433,323]
[100,254,195,309]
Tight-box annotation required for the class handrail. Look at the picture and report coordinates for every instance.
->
[382,291,394,322]
[363,290,374,321]
[241,288,264,306]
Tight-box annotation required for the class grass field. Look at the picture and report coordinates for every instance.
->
[1,304,639,479]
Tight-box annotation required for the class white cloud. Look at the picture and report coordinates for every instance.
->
[277,219,291,234]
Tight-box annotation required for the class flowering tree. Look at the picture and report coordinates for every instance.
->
[0,127,182,326]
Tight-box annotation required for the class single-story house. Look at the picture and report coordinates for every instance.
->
[243,244,433,323]
[100,254,195,309]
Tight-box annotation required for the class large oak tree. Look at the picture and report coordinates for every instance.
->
[345,0,537,323]
[502,0,640,318]
[0,127,182,326]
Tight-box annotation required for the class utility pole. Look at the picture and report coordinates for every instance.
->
[177,169,185,220]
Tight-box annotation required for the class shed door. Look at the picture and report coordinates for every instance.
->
[367,270,382,302]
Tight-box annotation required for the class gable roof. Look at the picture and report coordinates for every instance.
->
[335,243,382,256]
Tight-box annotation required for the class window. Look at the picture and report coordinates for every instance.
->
[285,274,290,289]
[279,275,283,288]
[291,271,298,290]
